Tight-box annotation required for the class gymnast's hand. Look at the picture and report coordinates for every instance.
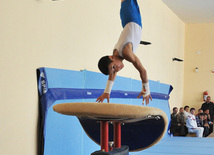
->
[96,93,110,103]
[137,92,152,105]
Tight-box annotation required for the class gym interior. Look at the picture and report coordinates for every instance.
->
[1,0,214,154]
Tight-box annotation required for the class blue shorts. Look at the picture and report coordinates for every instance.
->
[120,0,142,28]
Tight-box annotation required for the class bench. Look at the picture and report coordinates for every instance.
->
[186,133,197,137]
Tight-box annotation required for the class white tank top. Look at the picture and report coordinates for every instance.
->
[114,22,142,58]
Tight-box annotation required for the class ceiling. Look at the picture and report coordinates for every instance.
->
[162,0,214,23]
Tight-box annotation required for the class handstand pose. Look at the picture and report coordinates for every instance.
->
[96,0,152,105]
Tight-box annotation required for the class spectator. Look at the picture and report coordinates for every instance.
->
[204,109,213,134]
[204,109,212,122]
[201,96,214,121]
[196,113,209,137]
[177,107,188,136]
[184,105,190,120]
[196,109,203,116]
[186,108,204,138]
[170,107,179,135]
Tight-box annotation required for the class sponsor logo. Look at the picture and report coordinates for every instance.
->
[40,72,47,94]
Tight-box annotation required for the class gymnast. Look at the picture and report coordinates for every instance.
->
[97,0,152,105]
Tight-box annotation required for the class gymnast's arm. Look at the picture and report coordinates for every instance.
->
[122,43,152,105]
[96,72,117,103]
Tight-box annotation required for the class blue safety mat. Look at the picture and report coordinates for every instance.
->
[134,137,214,155]
[37,67,173,155]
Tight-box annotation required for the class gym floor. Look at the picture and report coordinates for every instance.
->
[138,126,214,155]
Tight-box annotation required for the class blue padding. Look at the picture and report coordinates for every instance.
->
[84,70,108,89]
[44,68,85,88]
[37,67,173,155]
[40,88,170,116]
[114,76,132,91]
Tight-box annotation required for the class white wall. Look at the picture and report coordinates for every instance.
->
[0,0,185,154]
[138,0,185,110]
[184,23,214,111]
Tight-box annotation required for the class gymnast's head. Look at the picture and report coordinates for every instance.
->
[98,55,124,75]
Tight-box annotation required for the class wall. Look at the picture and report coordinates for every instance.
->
[138,0,185,110]
[183,23,214,111]
[0,0,185,154]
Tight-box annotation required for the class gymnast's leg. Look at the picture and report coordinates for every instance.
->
[120,0,142,28]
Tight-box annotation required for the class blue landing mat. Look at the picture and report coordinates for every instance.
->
[133,137,214,155]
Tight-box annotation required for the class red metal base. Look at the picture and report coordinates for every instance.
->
[100,121,122,152]
[100,121,109,152]
[114,122,121,148]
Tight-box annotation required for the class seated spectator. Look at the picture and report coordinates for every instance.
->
[196,109,203,116]
[186,108,204,138]
[177,107,188,136]
[204,109,212,122]
[170,107,179,135]
[201,96,214,121]
[184,105,190,120]
[204,109,213,134]
[196,113,210,137]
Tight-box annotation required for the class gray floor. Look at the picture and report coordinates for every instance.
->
[141,137,214,155]
[139,128,214,155]
[208,125,214,137]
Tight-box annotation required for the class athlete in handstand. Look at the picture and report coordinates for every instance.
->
[96,0,152,105]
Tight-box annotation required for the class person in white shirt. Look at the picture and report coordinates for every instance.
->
[186,108,204,137]
[184,105,190,121]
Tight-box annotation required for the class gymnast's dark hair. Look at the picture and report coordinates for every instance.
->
[98,56,112,75]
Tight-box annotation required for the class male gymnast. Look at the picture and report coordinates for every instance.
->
[96,0,152,105]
